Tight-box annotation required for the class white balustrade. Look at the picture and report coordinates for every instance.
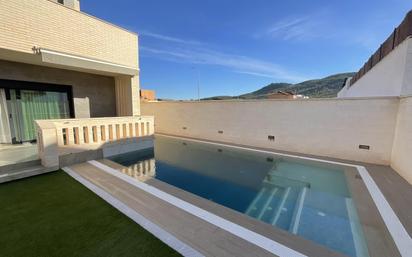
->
[35,116,154,167]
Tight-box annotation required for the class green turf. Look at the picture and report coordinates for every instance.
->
[0,171,180,257]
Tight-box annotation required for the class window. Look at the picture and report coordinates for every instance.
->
[57,0,64,4]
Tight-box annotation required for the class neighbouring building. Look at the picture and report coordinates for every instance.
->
[266,91,308,99]
[140,89,156,101]
[338,10,412,98]
[0,0,141,144]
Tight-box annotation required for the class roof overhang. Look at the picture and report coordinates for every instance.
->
[38,48,138,76]
[0,47,139,77]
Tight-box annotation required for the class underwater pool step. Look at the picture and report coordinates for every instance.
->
[245,187,267,215]
[256,188,279,219]
[289,187,308,234]
[245,185,284,218]
[264,173,311,188]
[271,187,291,226]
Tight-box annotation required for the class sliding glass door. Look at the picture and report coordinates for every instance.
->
[8,89,70,142]
[0,89,11,143]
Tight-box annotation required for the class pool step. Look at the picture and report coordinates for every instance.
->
[265,172,310,188]
[271,187,291,225]
[256,188,279,219]
[245,186,270,215]
[345,198,370,257]
[289,187,308,234]
[246,173,311,227]
[245,185,284,218]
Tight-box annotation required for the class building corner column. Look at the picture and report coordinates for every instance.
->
[115,74,140,116]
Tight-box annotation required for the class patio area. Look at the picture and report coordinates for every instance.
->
[0,143,38,167]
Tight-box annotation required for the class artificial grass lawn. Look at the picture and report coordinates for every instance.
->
[0,170,180,257]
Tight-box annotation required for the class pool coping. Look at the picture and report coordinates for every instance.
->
[150,134,412,257]
[99,157,347,257]
[88,159,308,257]
[63,166,203,257]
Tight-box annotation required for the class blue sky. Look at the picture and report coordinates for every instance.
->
[82,0,411,99]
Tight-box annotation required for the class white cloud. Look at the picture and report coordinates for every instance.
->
[257,10,391,52]
[233,70,279,79]
[140,30,311,82]
[266,17,319,41]
[140,46,308,82]
[140,31,203,45]
[254,12,330,42]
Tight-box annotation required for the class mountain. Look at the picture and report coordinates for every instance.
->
[240,83,292,99]
[202,72,355,100]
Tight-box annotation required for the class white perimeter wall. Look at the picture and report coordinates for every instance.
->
[391,96,412,183]
[142,98,399,166]
[338,38,412,98]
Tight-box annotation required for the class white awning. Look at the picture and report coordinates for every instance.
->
[39,48,139,76]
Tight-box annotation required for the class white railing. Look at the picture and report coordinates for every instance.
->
[36,116,154,167]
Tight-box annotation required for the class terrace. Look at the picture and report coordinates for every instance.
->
[1,2,412,257]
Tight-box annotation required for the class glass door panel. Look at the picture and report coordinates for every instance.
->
[9,89,70,142]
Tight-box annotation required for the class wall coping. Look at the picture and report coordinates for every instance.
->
[145,96,400,104]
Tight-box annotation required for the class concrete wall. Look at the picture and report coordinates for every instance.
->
[402,40,412,95]
[142,98,399,165]
[0,60,116,118]
[391,96,412,183]
[0,0,138,68]
[338,38,412,97]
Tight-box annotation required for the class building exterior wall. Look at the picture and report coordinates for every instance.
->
[0,60,116,118]
[0,0,138,68]
[50,0,80,11]
[391,96,412,184]
[338,38,412,98]
[141,98,399,165]
[140,89,156,101]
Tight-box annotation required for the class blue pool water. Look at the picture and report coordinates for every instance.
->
[110,136,370,257]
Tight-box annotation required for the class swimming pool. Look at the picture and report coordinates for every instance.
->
[109,135,401,257]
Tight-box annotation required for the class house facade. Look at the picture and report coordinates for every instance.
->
[0,0,140,144]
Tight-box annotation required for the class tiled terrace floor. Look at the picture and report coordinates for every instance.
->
[0,143,38,166]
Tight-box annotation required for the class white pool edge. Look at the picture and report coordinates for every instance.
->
[356,166,412,256]
[156,134,412,257]
[62,166,204,257]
